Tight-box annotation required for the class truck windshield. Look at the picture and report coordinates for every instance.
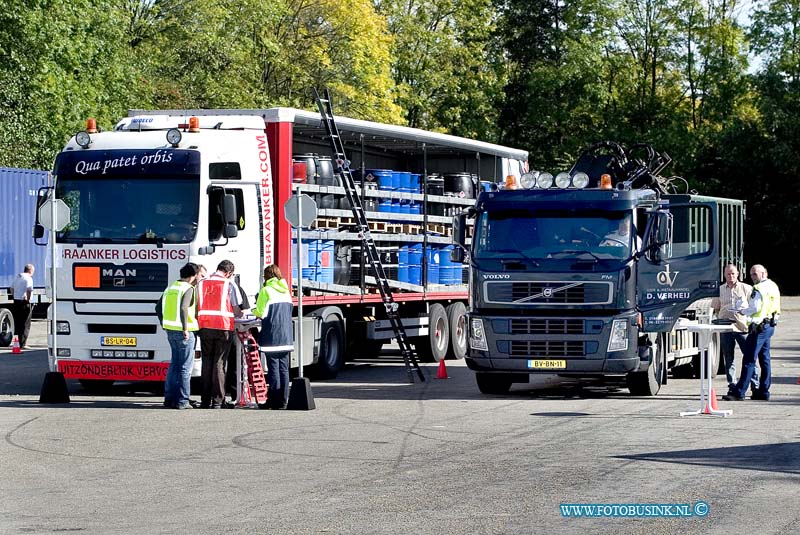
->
[473,209,636,262]
[52,149,200,244]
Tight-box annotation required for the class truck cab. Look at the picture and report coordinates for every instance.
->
[455,142,744,395]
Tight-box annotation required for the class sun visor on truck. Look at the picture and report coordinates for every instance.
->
[54,149,201,179]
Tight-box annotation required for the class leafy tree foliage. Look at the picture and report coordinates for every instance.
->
[1,0,799,290]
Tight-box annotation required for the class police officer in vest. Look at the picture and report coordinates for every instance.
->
[254,264,294,409]
[723,264,781,401]
[197,260,243,408]
[157,262,199,409]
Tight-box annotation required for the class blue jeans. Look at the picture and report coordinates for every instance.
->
[263,351,290,408]
[720,331,757,389]
[731,325,774,398]
[165,330,196,408]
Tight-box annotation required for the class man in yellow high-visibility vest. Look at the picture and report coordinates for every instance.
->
[157,263,200,409]
[723,264,781,402]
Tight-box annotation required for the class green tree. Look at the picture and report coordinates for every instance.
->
[379,0,504,137]
[0,1,140,169]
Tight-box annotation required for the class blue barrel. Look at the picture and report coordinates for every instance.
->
[426,246,440,285]
[391,198,401,216]
[439,245,454,284]
[399,197,411,214]
[370,169,393,190]
[378,199,392,213]
[410,202,421,214]
[408,244,422,285]
[317,239,334,283]
[304,240,320,281]
[396,171,411,190]
[398,245,409,283]
[291,239,312,282]
[410,173,421,193]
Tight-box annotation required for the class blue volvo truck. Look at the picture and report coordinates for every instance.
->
[453,142,745,395]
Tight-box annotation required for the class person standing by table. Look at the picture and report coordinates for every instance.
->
[196,260,243,409]
[253,264,294,410]
[723,264,781,402]
[712,264,756,391]
[157,263,199,409]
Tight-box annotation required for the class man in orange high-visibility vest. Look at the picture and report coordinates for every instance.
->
[196,260,243,408]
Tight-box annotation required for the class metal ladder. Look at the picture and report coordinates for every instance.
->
[313,88,425,383]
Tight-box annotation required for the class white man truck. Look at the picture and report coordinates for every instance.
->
[36,108,527,391]
[453,141,745,395]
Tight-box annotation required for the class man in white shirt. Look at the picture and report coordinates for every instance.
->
[711,264,756,391]
[12,264,35,348]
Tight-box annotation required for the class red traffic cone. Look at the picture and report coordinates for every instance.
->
[710,387,719,411]
[11,336,22,354]
[436,359,448,379]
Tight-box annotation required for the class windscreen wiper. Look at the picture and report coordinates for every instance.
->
[547,250,601,262]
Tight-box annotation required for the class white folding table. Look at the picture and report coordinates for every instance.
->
[678,321,735,417]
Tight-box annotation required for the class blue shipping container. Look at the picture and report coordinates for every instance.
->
[0,167,49,290]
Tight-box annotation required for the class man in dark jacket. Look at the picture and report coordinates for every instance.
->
[253,264,294,409]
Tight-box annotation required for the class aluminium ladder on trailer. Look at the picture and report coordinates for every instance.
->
[313,88,425,383]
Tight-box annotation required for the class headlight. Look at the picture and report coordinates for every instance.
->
[519,172,538,189]
[56,321,70,334]
[536,172,554,189]
[75,131,92,148]
[166,128,182,146]
[572,172,589,189]
[555,172,572,188]
[607,319,629,352]
[470,318,489,351]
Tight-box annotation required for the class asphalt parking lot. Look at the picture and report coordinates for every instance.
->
[1,300,798,535]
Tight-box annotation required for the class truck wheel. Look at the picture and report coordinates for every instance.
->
[414,304,449,362]
[312,313,345,379]
[445,302,467,360]
[476,373,513,395]
[627,334,664,396]
[0,309,14,347]
[79,380,115,394]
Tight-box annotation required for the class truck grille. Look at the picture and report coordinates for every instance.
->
[510,340,586,357]
[485,281,612,305]
[510,319,584,335]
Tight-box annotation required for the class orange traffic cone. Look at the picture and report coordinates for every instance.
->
[710,387,719,411]
[436,359,448,379]
[11,336,22,354]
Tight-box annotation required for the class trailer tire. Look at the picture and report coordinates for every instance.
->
[0,308,14,347]
[627,333,664,396]
[476,373,513,395]
[79,380,115,394]
[415,304,449,362]
[312,312,345,379]
[445,302,467,360]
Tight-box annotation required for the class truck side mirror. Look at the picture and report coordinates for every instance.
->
[645,211,672,262]
[32,224,45,240]
[450,246,464,263]
[453,212,470,249]
[222,193,238,238]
